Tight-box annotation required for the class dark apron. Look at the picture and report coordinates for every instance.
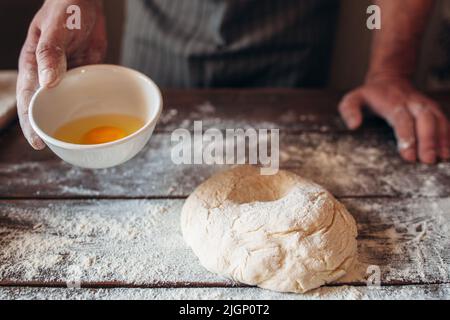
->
[121,0,339,88]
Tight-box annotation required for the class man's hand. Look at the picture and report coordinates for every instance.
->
[339,75,450,164]
[17,0,107,150]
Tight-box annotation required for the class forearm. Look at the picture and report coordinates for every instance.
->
[367,0,434,81]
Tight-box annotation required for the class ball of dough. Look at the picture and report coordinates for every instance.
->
[181,166,358,293]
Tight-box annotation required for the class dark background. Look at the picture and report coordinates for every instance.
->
[0,0,124,70]
[0,0,447,91]
[0,0,43,69]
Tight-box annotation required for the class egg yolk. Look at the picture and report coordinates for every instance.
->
[82,126,126,144]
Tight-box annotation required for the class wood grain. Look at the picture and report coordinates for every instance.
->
[1,284,449,300]
[1,128,449,198]
[1,89,450,299]
[0,198,448,287]
[157,90,450,133]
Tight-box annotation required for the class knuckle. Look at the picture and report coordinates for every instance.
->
[409,102,435,119]
[394,126,415,143]
[418,127,437,142]
[422,108,435,118]
[21,41,37,57]
[338,101,349,113]
[19,69,38,84]
[18,104,30,118]
[17,89,35,111]
[421,97,441,112]
[391,107,411,125]
[397,138,416,151]
[36,43,63,62]
[339,92,359,112]
[419,110,438,128]
[420,144,436,152]
[19,59,37,74]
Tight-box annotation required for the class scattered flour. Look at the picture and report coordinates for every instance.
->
[1,112,449,299]
[279,134,450,198]
[1,196,449,299]
[195,101,216,114]
[0,200,223,285]
[159,109,179,125]
[1,284,449,300]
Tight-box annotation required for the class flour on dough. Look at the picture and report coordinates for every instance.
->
[181,165,358,293]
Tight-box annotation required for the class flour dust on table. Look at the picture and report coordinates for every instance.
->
[181,165,358,293]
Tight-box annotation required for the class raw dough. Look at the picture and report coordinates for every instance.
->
[181,165,358,293]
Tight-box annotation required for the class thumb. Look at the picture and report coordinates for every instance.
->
[36,28,67,88]
[338,90,365,130]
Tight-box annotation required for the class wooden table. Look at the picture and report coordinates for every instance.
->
[0,89,449,300]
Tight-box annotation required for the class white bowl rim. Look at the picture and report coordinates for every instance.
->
[29,64,163,150]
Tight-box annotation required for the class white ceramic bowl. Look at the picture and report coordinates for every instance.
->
[29,65,163,169]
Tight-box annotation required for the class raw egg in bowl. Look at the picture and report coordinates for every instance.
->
[29,65,163,169]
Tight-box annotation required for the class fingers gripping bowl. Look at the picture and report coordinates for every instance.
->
[29,65,163,169]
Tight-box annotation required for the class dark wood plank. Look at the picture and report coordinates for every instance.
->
[157,90,450,132]
[0,198,448,286]
[1,89,449,134]
[1,127,449,198]
[158,89,350,133]
[1,284,449,300]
